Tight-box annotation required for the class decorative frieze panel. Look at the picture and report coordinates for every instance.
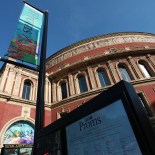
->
[46,34,155,70]
[21,106,30,118]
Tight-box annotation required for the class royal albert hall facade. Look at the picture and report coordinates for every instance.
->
[0,32,155,149]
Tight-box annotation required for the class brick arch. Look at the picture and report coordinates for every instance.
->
[116,62,134,81]
[57,78,69,101]
[137,59,155,78]
[20,78,35,101]
[94,66,111,87]
[74,72,90,94]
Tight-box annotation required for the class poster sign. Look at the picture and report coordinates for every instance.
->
[6,3,44,65]
[3,122,34,144]
[66,100,142,155]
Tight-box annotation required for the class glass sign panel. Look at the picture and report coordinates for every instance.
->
[66,100,142,155]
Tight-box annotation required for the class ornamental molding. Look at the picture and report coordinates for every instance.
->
[46,34,155,70]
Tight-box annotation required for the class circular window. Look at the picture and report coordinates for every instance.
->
[3,121,34,144]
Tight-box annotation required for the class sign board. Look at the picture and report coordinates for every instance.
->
[36,81,155,155]
[66,100,142,155]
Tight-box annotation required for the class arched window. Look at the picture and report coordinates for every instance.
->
[138,62,152,78]
[78,75,88,93]
[22,80,32,100]
[61,82,67,99]
[118,65,132,82]
[97,70,110,87]
[3,121,34,144]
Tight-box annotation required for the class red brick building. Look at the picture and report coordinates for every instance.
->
[0,32,155,149]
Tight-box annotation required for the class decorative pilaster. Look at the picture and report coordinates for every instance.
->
[127,56,142,79]
[0,67,9,92]
[146,54,155,69]
[68,74,75,95]
[107,61,119,83]
[12,72,21,96]
[5,68,15,94]
[52,80,57,102]
[87,66,96,89]
[44,78,48,103]
[48,80,51,103]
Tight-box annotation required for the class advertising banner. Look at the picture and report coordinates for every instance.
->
[6,3,44,65]
[3,122,34,145]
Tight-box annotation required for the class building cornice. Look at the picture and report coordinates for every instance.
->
[0,92,51,108]
[47,32,155,61]
[48,48,155,79]
[46,32,155,71]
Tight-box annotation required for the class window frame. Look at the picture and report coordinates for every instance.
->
[137,92,154,117]
[57,79,69,101]
[96,69,110,87]
[118,64,132,82]
[22,80,32,100]
[138,60,153,78]
[60,82,68,100]
[77,75,88,94]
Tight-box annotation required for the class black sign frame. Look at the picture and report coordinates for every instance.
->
[36,80,155,155]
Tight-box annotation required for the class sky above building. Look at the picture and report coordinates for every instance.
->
[0,0,155,67]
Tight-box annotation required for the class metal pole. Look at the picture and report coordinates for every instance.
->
[33,10,48,155]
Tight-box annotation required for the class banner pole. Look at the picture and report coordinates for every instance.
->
[0,57,39,72]
[23,0,45,14]
[33,10,48,155]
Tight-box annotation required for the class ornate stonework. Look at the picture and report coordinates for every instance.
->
[46,34,155,69]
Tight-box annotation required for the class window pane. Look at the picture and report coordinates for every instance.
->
[26,85,31,100]
[22,85,27,99]
[119,66,131,82]
[78,76,88,93]
[61,83,67,99]
[139,63,151,78]
[98,70,110,87]
[22,82,31,100]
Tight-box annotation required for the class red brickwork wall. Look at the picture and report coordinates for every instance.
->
[0,102,22,131]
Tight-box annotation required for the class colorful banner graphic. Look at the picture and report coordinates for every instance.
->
[6,3,44,65]
[3,122,34,144]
